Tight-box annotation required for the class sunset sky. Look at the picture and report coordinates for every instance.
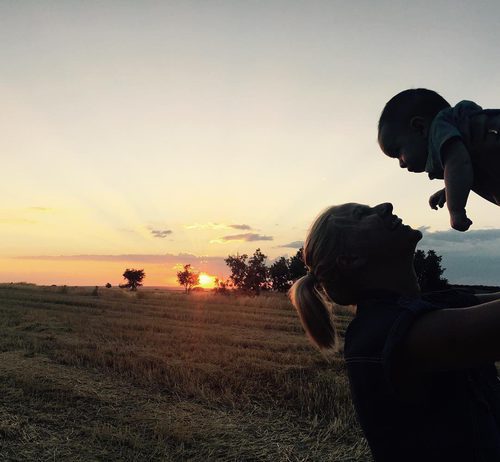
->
[1,0,499,286]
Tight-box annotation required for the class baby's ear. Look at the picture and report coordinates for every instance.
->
[336,255,367,272]
[409,116,429,136]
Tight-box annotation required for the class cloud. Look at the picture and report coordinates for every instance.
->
[185,222,228,230]
[14,253,232,280]
[210,233,273,244]
[420,227,500,245]
[185,222,253,231]
[418,227,500,285]
[16,253,221,264]
[150,229,173,239]
[277,240,304,249]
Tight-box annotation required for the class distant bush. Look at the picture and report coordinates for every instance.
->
[212,277,231,295]
[120,269,145,291]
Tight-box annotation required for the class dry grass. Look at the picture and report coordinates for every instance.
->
[0,283,371,461]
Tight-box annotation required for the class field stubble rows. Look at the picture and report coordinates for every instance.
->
[0,284,370,461]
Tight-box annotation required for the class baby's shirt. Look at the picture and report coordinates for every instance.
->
[425,100,484,180]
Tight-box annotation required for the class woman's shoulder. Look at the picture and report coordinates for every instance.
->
[344,293,425,360]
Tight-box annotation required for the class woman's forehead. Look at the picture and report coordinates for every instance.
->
[379,124,401,157]
[334,203,370,215]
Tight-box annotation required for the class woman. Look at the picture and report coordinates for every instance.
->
[289,202,500,462]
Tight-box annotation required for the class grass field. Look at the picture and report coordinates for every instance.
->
[0,283,370,461]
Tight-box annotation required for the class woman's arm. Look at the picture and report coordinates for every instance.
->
[442,138,474,231]
[401,298,500,371]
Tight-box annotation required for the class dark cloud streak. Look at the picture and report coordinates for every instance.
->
[150,229,173,239]
[277,241,304,249]
[217,233,273,242]
[229,224,252,230]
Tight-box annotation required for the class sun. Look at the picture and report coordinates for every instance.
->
[198,273,216,288]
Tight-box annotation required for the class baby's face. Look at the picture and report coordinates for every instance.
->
[379,124,428,173]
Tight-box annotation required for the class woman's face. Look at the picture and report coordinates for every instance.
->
[332,202,422,259]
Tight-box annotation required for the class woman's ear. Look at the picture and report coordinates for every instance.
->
[409,116,429,136]
[336,255,367,271]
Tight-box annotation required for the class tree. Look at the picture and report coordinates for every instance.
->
[288,247,307,281]
[270,257,292,292]
[224,249,270,295]
[224,253,248,289]
[414,249,448,292]
[245,248,269,294]
[121,268,145,291]
[177,264,200,294]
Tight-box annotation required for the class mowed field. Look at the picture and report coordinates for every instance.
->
[0,284,370,462]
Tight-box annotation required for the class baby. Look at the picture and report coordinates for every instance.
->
[378,88,500,231]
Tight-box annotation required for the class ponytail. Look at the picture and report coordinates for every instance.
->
[289,273,337,350]
[288,204,360,350]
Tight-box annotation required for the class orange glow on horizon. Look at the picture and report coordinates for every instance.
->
[0,258,226,289]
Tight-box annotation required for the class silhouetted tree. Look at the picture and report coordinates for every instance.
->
[289,247,307,281]
[121,268,145,291]
[245,248,269,294]
[224,249,269,294]
[414,250,426,288]
[414,249,448,292]
[270,257,292,292]
[176,264,200,294]
[224,253,248,289]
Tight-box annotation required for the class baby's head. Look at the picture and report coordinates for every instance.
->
[378,88,450,172]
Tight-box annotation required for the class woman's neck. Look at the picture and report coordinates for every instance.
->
[358,260,420,298]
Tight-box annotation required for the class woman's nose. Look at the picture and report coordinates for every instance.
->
[374,203,393,216]
[399,158,407,169]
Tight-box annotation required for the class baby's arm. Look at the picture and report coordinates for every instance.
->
[441,138,474,231]
[429,188,446,210]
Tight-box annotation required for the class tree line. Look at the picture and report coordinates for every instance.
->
[118,248,448,295]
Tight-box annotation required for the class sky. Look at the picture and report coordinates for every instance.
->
[1,0,499,286]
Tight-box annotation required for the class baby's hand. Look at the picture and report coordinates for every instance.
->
[429,188,446,210]
[450,210,472,232]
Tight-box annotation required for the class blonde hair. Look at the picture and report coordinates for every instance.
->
[289,205,360,350]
